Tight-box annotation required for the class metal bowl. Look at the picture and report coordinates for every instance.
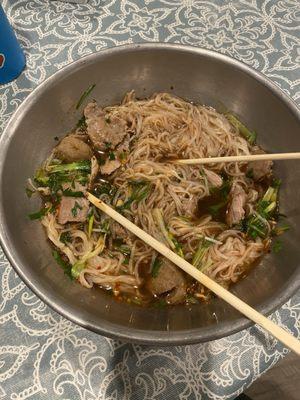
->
[0,44,299,345]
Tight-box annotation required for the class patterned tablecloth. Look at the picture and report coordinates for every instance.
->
[0,1,299,399]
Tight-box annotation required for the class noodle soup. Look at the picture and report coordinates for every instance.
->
[27,92,285,306]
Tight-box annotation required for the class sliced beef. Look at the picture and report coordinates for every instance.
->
[203,168,223,187]
[55,136,92,162]
[100,159,121,175]
[247,146,273,181]
[226,183,247,227]
[147,260,186,304]
[167,284,187,305]
[84,102,127,151]
[57,183,89,225]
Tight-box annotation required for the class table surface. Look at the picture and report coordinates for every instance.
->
[1,1,299,399]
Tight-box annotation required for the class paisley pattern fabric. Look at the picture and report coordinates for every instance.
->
[0,1,299,399]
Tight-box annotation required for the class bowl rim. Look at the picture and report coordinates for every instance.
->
[0,42,299,345]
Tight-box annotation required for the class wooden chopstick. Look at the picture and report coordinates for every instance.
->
[87,192,300,355]
[173,152,300,165]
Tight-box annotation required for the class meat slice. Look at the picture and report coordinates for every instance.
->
[226,183,247,227]
[147,260,186,304]
[203,168,223,188]
[247,146,273,181]
[100,159,121,175]
[55,136,92,162]
[84,102,127,151]
[57,183,89,225]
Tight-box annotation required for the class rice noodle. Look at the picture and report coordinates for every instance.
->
[38,92,273,304]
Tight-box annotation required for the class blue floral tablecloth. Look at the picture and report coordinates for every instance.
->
[0,1,299,399]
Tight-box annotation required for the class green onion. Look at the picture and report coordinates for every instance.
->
[34,168,49,186]
[118,181,151,211]
[113,239,131,256]
[76,115,87,129]
[93,182,117,197]
[62,189,84,197]
[151,256,162,278]
[153,208,184,257]
[246,213,269,239]
[71,261,85,279]
[99,219,110,234]
[28,206,51,220]
[48,160,91,174]
[273,224,290,236]
[71,235,106,278]
[225,113,257,144]
[192,238,211,269]
[123,255,130,265]
[76,84,96,109]
[53,250,73,279]
[60,231,72,244]
[71,201,83,217]
[109,152,116,160]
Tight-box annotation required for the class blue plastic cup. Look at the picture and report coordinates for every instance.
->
[0,5,26,84]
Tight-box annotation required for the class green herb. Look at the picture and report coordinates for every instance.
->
[71,261,85,279]
[151,256,162,278]
[88,213,94,238]
[118,181,151,211]
[53,250,73,279]
[123,255,130,265]
[93,182,116,197]
[71,201,83,217]
[59,231,71,244]
[152,208,184,257]
[28,206,51,220]
[60,231,72,244]
[246,213,269,239]
[242,182,282,239]
[76,115,87,129]
[192,238,212,269]
[76,84,96,109]
[169,233,184,258]
[273,178,281,189]
[104,141,112,149]
[113,238,131,255]
[34,168,49,186]
[273,240,283,253]
[25,188,35,198]
[119,152,127,162]
[62,189,84,197]
[273,224,290,236]
[48,160,91,174]
[225,113,257,144]
[99,219,110,234]
[109,151,116,160]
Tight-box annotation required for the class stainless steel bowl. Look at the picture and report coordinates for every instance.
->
[0,44,299,345]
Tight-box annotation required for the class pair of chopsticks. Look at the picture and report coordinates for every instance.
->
[87,191,300,355]
[172,152,300,165]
